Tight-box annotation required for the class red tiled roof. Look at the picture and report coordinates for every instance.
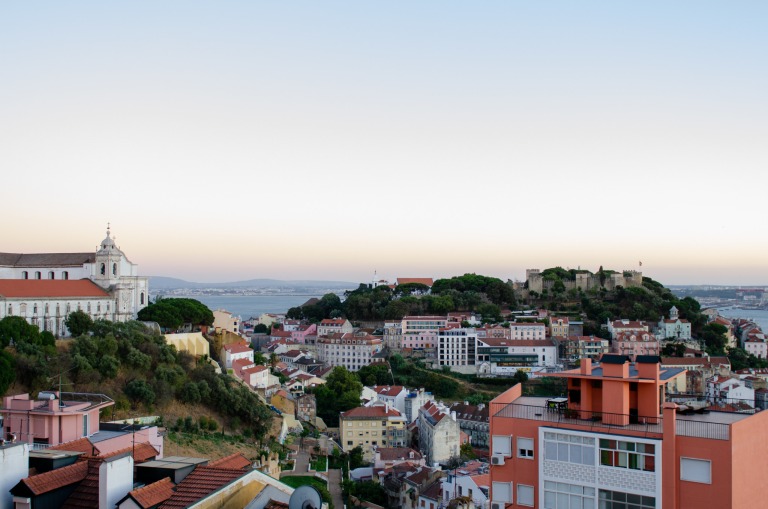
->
[128,477,175,509]
[0,279,110,298]
[224,343,252,354]
[16,460,89,496]
[471,473,490,488]
[374,385,405,396]
[62,459,103,509]
[378,447,422,461]
[158,467,246,509]
[320,319,346,325]
[48,437,100,456]
[207,453,252,470]
[342,405,402,419]
[397,278,434,287]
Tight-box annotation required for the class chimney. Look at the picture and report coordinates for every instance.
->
[580,358,592,375]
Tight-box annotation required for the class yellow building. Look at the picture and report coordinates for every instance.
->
[340,403,406,459]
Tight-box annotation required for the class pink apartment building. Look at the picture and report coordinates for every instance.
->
[489,355,768,509]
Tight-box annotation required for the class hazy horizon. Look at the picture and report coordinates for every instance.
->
[2,2,766,287]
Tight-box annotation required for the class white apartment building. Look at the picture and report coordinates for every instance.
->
[437,327,478,367]
[475,338,557,376]
[508,322,547,340]
[317,332,383,372]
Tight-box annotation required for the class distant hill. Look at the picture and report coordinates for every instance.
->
[149,276,357,291]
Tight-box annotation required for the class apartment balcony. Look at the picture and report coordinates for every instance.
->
[491,396,739,441]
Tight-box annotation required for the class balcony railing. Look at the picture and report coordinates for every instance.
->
[492,402,664,436]
[492,401,733,441]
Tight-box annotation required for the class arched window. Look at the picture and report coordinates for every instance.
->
[45,304,49,314]
[48,271,55,279]
[35,271,41,279]
[62,271,69,280]
[112,263,117,276]
[100,263,106,275]
[22,271,28,279]
[66,303,71,313]
[97,303,101,312]
[7,305,12,315]
[33,304,38,314]
[140,293,145,305]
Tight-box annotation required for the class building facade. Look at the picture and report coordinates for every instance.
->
[489,355,768,509]
[0,227,149,336]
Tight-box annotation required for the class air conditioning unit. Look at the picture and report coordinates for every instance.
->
[491,454,505,466]
[491,502,504,509]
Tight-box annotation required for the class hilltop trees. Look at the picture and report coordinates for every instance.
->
[64,310,94,337]
[137,298,214,330]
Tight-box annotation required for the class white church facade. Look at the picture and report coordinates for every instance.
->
[0,227,149,336]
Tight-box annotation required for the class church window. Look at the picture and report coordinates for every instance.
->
[97,303,101,312]
[33,304,38,314]
[35,271,41,279]
[45,304,49,314]
[107,302,110,311]
[56,304,60,314]
[100,263,106,275]
[7,305,12,315]
[112,263,117,276]
[21,304,27,314]
[22,271,28,279]
[62,271,69,280]
[66,303,71,313]
[48,271,55,279]
[140,293,145,305]
[87,302,91,312]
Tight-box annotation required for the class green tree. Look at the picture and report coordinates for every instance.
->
[64,310,94,337]
[125,379,156,407]
[0,316,40,348]
[0,350,15,396]
[662,342,686,357]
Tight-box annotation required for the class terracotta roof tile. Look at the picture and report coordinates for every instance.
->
[0,279,111,298]
[62,459,102,509]
[158,467,246,509]
[342,405,403,419]
[0,252,95,267]
[16,460,89,496]
[207,453,252,470]
[48,437,100,456]
[397,278,434,287]
[128,477,175,509]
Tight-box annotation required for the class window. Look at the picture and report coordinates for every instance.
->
[598,490,655,509]
[517,484,534,507]
[63,271,69,280]
[492,435,512,457]
[100,263,105,275]
[48,271,55,279]
[518,437,534,459]
[35,271,41,279]
[681,457,711,484]
[491,481,512,503]
[22,271,28,279]
[83,414,89,437]
[543,481,595,509]
[544,432,595,465]
[7,305,11,315]
[599,439,655,472]
[112,263,117,275]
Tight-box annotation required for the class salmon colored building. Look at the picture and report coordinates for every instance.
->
[489,354,768,509]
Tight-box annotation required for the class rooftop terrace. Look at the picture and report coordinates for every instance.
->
[492,396,748,441]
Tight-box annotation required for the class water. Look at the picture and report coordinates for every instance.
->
[191,295,324,319]
[716,307,768,333]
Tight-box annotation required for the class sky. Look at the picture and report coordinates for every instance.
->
[1,2,766,286]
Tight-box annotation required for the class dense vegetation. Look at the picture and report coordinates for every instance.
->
[137,297,215,330]
[0,305,272,441]
[287,273,515,322]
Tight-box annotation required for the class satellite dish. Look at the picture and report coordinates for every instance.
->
[289,485,322,509]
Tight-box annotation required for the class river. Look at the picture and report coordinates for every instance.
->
[716,307,768,333]
[191,295,324,319]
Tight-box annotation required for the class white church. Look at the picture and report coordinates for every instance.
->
[0,226,149,337]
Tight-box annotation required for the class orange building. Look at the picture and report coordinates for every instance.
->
[489,354,768,509]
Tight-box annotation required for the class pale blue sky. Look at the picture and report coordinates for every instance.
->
[1,2,766,284]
